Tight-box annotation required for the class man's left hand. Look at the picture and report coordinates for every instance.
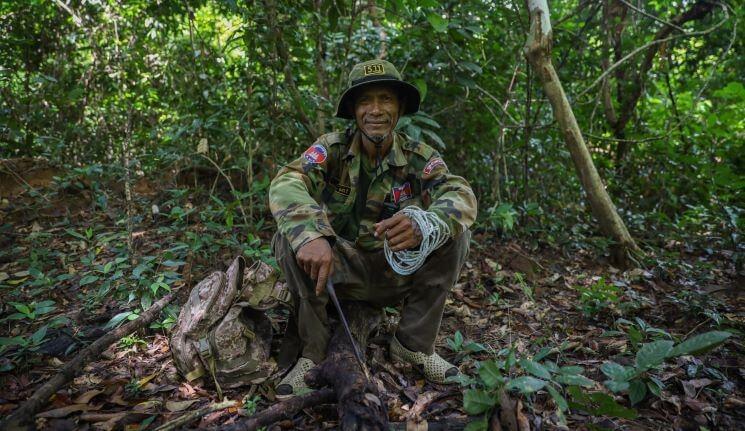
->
[374,213,422,251]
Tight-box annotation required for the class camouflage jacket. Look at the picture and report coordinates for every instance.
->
[269,131,477,252]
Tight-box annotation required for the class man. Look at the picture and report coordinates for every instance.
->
[269,59,477,398]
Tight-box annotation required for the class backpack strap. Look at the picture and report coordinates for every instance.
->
[193,338,224,399]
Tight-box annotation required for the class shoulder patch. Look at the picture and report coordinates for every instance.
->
[423,157,446,175]
[303,144,328,164]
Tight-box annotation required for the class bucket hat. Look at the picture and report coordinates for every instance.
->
[335,59,421,119]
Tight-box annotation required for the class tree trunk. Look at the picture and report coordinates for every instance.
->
[307,301,388,430]
[523,0,640,266]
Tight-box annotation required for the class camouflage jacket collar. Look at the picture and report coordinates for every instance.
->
[345,131,408,170]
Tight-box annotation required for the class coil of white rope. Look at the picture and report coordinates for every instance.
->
[384,206,450,275]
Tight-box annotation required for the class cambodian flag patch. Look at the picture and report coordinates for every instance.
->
[303,144,328,164]
[423,158,446,175]
[392,182,413,204]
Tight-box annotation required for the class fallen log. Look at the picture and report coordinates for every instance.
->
[389,417,471,430]
[0,290,178,429]
[217,388,335,431]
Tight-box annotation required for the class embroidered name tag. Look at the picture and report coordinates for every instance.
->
[335,184,351,196]
[392,182,413,204]
[303,144,328,164]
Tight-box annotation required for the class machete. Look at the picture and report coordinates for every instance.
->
[326,279,371,381]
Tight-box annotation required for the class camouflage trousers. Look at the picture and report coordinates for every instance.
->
[272,231,470,366]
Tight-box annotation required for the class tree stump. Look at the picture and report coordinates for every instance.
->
[306,301,388,431]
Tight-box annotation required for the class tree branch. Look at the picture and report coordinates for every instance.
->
[579,1,726,100]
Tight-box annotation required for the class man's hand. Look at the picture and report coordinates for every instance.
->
[374,213,422,252]
[296,237,334,296]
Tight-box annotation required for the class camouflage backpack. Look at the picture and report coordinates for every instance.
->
[170,256,290,396]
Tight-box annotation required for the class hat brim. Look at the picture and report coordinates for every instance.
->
[335,79,421,120]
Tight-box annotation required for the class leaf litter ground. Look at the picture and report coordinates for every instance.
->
[0,170,743,430]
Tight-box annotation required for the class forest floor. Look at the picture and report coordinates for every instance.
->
[0,162,743,430]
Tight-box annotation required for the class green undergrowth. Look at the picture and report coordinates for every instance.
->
[450,329,734,430]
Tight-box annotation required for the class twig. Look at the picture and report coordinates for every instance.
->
[582,131,670,144]
[405,390,454,422]
[491,61,521,202]
[684,318,711,340]
[618,0,685,32]
[0,290,178,428]
[154,399,237,431]
[0,162,52,203]
[695,2,736,102]
[199,153,250,229]
[53,0,83,27]
[578,2,729,99]
[474,83,521,126]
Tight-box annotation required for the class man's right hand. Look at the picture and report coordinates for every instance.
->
[296,237,334,296]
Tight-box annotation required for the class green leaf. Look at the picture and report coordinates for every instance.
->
[506,376,546,394]
[647,379,663,397]
[460,61,483,75]
[65,229,88,241]
[133,264,150,278]
[669,331,732,357]
[163,260,185,267]
[0,336,26,348]
[464,414,488,431]
[589,392,638,419]
[568,387,638,419]
[478,360,503,388]
[547,384,568,411]
[558,365,584,376]
[141,293,152,311]
[10,302,31,315]
[34,301,57,315]
[543,360,558,373]
[554,374,595,388]
[445,373,476,386]
[30,325,48,344]
[635,340,674,370]
[427,14,448,32]
[505,348,516,371]
[454,330,464,346]
[604,380,630,393]
[519,358,551,379]
[413,114,440,129]
[600,362,633,381]
[79,275,100,286]
[396,116,412,130]
[105,311,134,329]
[463,389,495,415]
[422,128,446,150]
[628,380,647,405]
[413,79,428,102]
[534,346,553,361]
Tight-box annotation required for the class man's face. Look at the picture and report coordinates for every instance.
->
[353,84,400,142]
